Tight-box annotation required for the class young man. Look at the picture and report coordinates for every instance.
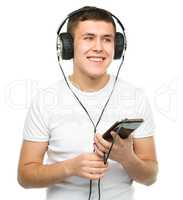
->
[18,6,158,200]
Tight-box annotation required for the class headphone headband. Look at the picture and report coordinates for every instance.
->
[57,7,125,37]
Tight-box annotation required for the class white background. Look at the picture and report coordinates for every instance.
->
[0,0,183,199]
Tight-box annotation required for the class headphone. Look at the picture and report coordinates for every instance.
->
[56,6,127,60]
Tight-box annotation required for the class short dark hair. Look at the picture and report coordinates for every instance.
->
[67,6,116,36]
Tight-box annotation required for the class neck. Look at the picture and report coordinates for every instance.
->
[69,73,110,92]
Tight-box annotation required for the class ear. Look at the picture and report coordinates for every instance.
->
[114,32,124,59]
[58,33,73,60]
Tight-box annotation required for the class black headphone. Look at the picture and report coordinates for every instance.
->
[56,6,127,60]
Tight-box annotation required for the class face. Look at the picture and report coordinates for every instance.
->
[73,20,115,79]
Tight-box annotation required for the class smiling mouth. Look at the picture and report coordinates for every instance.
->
[87,56,105,62]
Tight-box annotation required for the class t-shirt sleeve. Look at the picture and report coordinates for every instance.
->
[132,89,155,138]
[23,91,50,141]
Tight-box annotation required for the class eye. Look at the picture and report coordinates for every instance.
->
[84,36,93,41]
[103,37,112,42]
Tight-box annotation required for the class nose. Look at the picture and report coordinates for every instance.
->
[92,38,103,53]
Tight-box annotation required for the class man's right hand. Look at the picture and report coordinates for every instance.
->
[68,153,109,180]
[18,141,109,188]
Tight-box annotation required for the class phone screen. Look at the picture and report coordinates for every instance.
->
[103,118,143,141]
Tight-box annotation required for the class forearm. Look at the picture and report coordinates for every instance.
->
[120,153,158,186]
[18,159,73,188]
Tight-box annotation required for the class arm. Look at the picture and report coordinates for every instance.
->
[18,140,108,188]
[120,136,158,185]
[94,133,158,186]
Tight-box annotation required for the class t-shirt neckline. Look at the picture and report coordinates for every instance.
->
[66,75,114,97]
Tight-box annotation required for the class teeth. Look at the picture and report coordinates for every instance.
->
[88,57,104,62]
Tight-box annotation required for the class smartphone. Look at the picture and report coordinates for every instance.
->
[102,118,144,142]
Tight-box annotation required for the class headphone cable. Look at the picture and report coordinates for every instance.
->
[57,54,124,200]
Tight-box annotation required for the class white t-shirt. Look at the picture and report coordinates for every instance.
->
[23,75,155,200]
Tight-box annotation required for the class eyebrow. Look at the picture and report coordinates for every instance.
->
[82,33,114,38]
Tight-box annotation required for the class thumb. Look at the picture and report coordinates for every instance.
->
[127,134,133,144]
[111,131,119,141]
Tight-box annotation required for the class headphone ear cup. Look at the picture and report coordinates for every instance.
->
[58,33,73,60]
[114,32,124,59]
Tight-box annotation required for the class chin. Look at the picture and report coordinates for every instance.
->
[86,67,107,78]
[86,71,107,80]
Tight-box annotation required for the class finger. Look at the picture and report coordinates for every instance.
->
[111,131,117,138]
[111,131,123,141]
[88,167,108,175]
[86,152,104,161]
[89,160,108,168]
[94,139,107,153]
[112,133,121,145]
[128,134,133,141]
[127,134,134,145]
[82,166,107,180]
[94,144,105,157]
[85,172,105,180]
[95,133,112,149]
